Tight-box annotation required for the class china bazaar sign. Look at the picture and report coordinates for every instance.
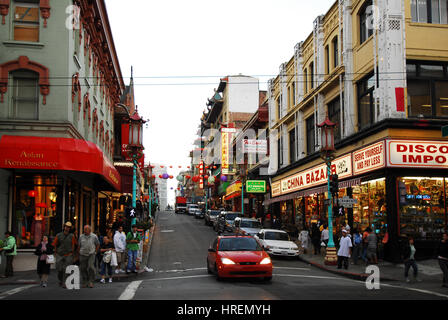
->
[280,154,352,195]
[387,140,448,168]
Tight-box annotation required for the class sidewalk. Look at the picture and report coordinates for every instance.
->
[0,214,158,286]
[298,249,443,283]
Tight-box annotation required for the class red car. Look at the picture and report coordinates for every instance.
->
[207,235,273,281]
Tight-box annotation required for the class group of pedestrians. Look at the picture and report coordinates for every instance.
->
[33,222,141,288]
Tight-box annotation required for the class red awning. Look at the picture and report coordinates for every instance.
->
[0,135,121,191]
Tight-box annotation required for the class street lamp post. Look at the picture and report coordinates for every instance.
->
[127,109,146,227]
[317,117,338,266]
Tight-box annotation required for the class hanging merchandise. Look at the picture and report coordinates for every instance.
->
[208,176,215,184]
[221,175,228,182]
[176,175,183,182]
[162,173,169,179]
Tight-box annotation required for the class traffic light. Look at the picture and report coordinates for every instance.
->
[330,174,339,195]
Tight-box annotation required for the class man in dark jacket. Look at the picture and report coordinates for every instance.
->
[438,232,448,288]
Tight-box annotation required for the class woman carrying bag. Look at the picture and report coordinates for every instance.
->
[35,235,54,287]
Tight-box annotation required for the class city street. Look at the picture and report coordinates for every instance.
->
[1,211,447,301]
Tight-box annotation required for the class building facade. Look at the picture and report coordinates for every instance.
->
[0,0,123,263]
[267,0,448,261]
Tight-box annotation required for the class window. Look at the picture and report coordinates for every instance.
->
[13,1,40,42]
[360,0,374,44]
[304,69,308,93]
[11,70,39,120]
[328,97,341,143]
[325,45,330,74]
[407,61,448,118]
[310,62,314,89]
[306,114,315,155]
[277,137,283,168]
[287,86,291,108]
[332,36,339,68]
[411,0,448,24]
[292,81,296,106]
[357,74,376,131]
[289,128,296,164]
[277,96,281,120]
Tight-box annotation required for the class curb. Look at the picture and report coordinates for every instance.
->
[298,255,399,282]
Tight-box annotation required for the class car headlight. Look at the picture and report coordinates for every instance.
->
[260,257,272,265]
[221,258,236,265]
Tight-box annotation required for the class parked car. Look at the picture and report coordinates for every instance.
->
[205,209,221,226]
[194,208,205,219]
[232,218,262,236]
[254,229,300,258]
[186,203,199,215]
[216,211,244,234]
[206,235,272,281]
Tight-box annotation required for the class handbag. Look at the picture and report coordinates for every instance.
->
[103,250,112,264]
[110,251,118,267]
[46,254,55,264]
[320,241,326,247]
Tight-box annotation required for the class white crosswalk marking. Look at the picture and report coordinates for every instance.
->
[118,280,143,300]
[0,285,36,300]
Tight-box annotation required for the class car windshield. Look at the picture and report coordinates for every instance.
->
[240,221,261,228]
[264,231,290,241]
[210,211,220,216]
[218,238,262,251]
[190,205,198,208]
[225,213,241,221]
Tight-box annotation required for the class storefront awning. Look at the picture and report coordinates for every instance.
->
[0,135,121,191]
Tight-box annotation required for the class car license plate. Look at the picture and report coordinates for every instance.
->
[282,251,288,255]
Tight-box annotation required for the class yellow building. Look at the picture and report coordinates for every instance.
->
[266,0,448,261]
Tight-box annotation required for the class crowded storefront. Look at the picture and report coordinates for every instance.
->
[0,135,121,250]
[267,138,448,261]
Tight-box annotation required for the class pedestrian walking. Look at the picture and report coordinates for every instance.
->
[401,236,421,283]
[366,228,378,264]
[320,225,329,247]
[352,228,363,265]
[361,227,371,263]
[0,231,17,278]
[53,222,77,288]
[99,236,115,283]
[126,225,141,274]
[78,225,100,288]
[337,229,352,269]
[34,235,54,287]
[298,228,310,254]
[311,223,321,255]
[113,225,127,274]
[437,232,448,288]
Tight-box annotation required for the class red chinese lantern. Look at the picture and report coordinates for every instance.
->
[185,175,191,179]
[152,175,156,179]
[192,176,199,183]
[28,190,36,197]
[187,166,190,169]
[169,175,173,179]
[160,166,164,168]
[178,166,182,168]
[169,166,173,168]
[159,175,163,179]
[213,166,217,169]
[204,175,209,179]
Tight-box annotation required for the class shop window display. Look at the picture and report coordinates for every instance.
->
[350,178,387,236]
[13,175,62,249]
[398,177,446,241]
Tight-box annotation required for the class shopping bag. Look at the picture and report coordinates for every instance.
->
[110,251,118,267]
[46,254,55,264]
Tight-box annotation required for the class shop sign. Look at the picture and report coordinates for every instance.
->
[338,196,358,208]
[226,181,242,197]
[246,180,266,193]
[242,139,267,154]
[387,140,448,168]
[221,128,236,175]
[280,154,352,195]
[271,181,281,198]
[353,141,385,175]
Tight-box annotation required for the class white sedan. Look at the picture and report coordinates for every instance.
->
[254,229,300,258]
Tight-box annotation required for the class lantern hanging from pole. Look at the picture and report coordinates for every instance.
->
[128,110,145,148]
[317,117,336,152]
[28,190,36,198]
[169,175,173,179]
[162,173,169,179]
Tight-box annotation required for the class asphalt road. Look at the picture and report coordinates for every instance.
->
[2,211,448,302]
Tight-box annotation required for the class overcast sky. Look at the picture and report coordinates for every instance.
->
[105,0,335,205]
